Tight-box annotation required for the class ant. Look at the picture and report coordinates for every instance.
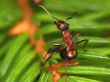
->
[37,5,89,82]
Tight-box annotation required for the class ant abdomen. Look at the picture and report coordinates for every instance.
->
[59,47,77,60]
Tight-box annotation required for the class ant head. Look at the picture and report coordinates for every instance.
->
[54,20,69,31]
[39,5,78,31]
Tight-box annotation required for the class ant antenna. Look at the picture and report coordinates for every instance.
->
[38,5,59,20]
[66,11,79,20]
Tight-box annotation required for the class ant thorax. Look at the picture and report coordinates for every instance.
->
[62,31,76,50]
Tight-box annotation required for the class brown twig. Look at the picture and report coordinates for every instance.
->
[9,0,49,58]
[49,61,79,82]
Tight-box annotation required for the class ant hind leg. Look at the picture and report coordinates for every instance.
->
[76,39,89,51]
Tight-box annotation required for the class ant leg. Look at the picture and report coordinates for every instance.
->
[76,39,89,51]
[73,33,80,41]
[41,43,64,70]
[44,48,52,59]
[49,61,79,82]
[44,43,63,59]
[36,45,63,81]
[71,31,80,41]
[53,44,63,46]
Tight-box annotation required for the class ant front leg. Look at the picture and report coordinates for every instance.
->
[42,43,64,68]
[76,39,89,51]
[35,44,64,81]
[44,43,63,59]
[49,61,79,82]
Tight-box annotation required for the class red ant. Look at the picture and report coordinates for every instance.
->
[37,5,88,82]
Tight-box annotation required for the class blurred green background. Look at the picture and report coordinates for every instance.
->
[0,0,110,82]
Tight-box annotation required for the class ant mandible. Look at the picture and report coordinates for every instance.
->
[38,5,89,82]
